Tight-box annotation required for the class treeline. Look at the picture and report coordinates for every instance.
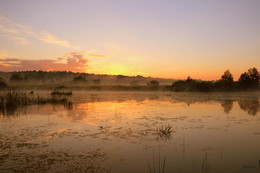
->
[0,68,259,91]
[0,70,146,84]
[172,67,260,92]
[0,70,172,89]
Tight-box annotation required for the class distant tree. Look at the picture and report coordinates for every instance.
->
[219,70,234,90]
[221,70,233,83]
[248,67,260,86]
[238,67,259,89]
[117,75,127,79]
[186,76,193,82]
[147,80,159,88]
[10,74,23,81]
[73,75,87,82]
[136,75,144,78]
[238,72,250,88]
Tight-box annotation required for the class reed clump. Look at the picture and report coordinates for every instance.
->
[157,124,173,137]
[0,91,73,115]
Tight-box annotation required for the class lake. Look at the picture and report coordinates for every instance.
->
[0,91,260,173]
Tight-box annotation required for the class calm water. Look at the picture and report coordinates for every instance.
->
[0,91,260,173]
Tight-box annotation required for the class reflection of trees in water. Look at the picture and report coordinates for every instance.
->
[221,100,233,114]
[238,99,259,116]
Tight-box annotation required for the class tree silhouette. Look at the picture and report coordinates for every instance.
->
[239,67,259,89]
[220,70,234,90]
[248,67,260,86]
[221,70,233,83]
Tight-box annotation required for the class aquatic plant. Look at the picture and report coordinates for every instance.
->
[157,124,172,137]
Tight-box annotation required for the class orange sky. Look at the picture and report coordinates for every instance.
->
[0,1,260,80]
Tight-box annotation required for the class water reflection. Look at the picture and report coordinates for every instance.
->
[238,99,260,116]
[221,100,233,114]
[202,153,210,173]
[1,92,260,173]
[1,92,260,117]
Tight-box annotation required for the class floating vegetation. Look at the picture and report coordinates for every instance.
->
[50,90,72,96]
[0,91,73,115]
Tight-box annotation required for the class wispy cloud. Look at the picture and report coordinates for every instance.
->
[0,52,89,72]
[0,15,80,49]
[40,32,74,48]
[89,54,105,58]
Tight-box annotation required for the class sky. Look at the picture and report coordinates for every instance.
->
[0,0,259,80]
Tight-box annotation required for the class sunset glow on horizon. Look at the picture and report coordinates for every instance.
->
[0,0,259,80]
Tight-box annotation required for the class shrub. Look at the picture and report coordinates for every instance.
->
[147,80,159,88]
[10,74,23,81]
[0,78,7,88]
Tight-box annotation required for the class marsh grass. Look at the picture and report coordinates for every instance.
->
[50,90,72,96]
[0,91,73,115]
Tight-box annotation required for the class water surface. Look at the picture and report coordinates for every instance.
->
[0,91,260,173]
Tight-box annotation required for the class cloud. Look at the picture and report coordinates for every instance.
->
[89,54,105,58]
[40,32,72,48]
[0,24,19,34]
[0,15,80,49]
[39,32,81,49]
[0,52,89,72]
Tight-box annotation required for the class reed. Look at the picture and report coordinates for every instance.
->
[157,124,172,137]
[0,91,73,115]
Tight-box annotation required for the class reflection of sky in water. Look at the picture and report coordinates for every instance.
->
[0,92,260,172]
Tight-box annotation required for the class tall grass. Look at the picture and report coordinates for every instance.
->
[0,91,73,115]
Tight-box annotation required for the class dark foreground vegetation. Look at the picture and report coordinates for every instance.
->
[0,67,259,92]
[0,91,73,115]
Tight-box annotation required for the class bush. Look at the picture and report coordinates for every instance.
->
[10,74,23,81]
[147,80,159,88]
[0,80,7,88]
[73,75,87,82]
[172,78,214,92]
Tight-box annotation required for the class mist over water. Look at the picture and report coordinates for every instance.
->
[0,91,260,173]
